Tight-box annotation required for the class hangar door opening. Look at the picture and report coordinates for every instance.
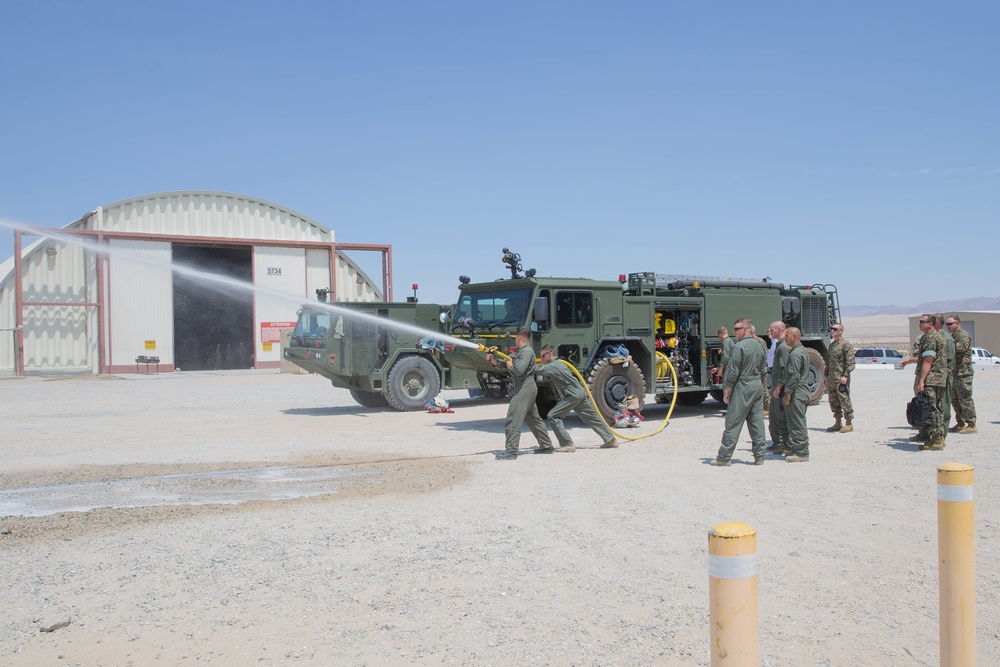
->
[173,245,254,371]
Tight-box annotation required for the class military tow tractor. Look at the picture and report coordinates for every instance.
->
[284,295,507,411]
[439,249,841,424]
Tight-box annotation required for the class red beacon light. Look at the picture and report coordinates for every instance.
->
[618,274,627,283]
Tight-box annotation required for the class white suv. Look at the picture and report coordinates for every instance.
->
[971,347,1000,367]
[853,347,905,368]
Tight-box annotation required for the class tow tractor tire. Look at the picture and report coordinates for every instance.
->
[676,391,708,407]
[587,358,646,424]
[806,348,827,406]
[709,389,725,404]
[349,389,390,409]
[385,356,441,411]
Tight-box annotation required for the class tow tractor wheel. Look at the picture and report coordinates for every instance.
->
[349,389,390,409]
[587,358,646,425]
[806,348,827,406]
[386,356,441,411]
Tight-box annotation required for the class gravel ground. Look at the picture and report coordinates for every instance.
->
[1,367,998,666]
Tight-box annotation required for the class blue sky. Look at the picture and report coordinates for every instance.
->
[2,1,997,307]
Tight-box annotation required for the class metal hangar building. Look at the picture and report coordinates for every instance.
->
[0,191,390,375]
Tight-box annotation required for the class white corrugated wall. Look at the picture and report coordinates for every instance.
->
[20,240,92,371]
[107,240,173,368]
[253,246,309,364]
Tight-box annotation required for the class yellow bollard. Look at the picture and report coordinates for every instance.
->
[938,463,976,666]
[708,522,757,666]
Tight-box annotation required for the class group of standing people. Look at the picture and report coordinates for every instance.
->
[492,314,979,462]
[900,313,977,450]
[711,318,813,465]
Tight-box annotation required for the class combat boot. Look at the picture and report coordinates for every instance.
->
[826,419,843,432]
[926,437,946,450]
[909,430,929,442]
[959,424,977,434]
[949,421,965,432]
[839,419,853,433]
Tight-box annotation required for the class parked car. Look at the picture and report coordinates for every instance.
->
[971,347,1000,366]
[854,347,904,368]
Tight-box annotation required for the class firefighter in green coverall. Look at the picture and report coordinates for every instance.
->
[781,327,811,462]
[537,344,618,451]
[711,318,767,467]
[487,329,553,459]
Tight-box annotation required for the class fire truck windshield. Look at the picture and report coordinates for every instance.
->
[452,287,532,332]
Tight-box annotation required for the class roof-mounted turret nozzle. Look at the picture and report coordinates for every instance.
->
[501,248,534,280]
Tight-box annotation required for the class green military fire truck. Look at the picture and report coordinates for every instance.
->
[285,249,840,421]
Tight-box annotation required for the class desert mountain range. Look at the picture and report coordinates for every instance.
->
[842,297,1000,317]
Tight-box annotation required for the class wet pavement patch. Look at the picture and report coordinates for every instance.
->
[0,466,381,517]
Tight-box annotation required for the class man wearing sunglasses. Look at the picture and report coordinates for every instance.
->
[900,315,949,449]
[945,314,977,434]
[711,318,767,466]
[825,323,855,433]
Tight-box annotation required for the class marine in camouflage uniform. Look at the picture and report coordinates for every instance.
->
[712,319,767,466]
[489,329,552,458]
[935,314,956,429]
[537,345,617,450]
[946,315,977,433]
[782,327,811,462]
[825,323,856,433]
[901,315,948,449]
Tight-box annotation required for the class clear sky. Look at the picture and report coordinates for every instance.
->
[2,1,997,307]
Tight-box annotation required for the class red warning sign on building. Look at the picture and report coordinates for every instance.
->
[260,321,296,344]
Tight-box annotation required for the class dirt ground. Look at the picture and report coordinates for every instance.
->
[1,367,997,666]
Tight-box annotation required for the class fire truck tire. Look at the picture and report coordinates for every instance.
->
[806,348,827,406]
[709,389,725,404]
[349,389,390,409]
[676,391,708,407]
[386,356,441,411]
[587,358,646,424]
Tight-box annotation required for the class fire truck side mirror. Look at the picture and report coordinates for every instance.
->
[533,296,549,324]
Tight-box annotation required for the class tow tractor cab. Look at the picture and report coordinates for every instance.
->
[440,250,839,424]
[284,298,483,411]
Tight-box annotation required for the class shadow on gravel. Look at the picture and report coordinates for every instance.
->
[282,406,390,416]
[885,438,923,452]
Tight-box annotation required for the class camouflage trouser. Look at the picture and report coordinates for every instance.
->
[827,380,853,420]
[951,374,976,425]
[924,384,947,442]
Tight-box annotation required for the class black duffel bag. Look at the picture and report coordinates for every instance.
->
[906,391,934,427]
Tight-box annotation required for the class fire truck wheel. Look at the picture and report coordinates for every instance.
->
[349,389,390,409]
[587,358,646,424]
[709,389,725,404]
[386,356,441,411]
[806,348,827,406]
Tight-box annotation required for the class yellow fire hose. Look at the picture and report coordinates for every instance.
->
[480,345,679,442]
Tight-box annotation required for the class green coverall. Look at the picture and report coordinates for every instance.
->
[504,345,553,453]
[538,360,615,446]
[783,343,811,457]
[716,336,767,463]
